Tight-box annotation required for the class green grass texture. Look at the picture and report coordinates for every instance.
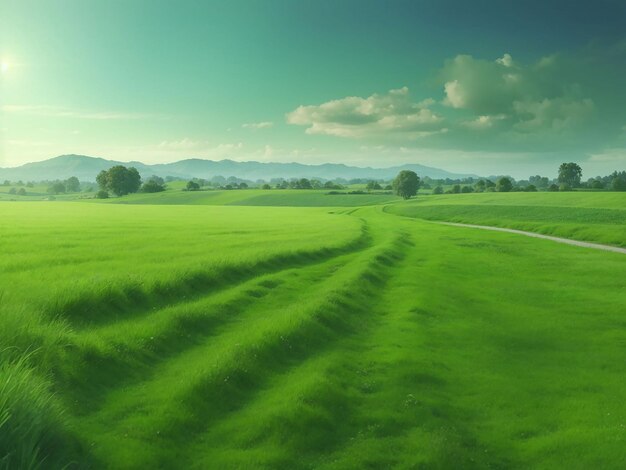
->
[1,193,625,469]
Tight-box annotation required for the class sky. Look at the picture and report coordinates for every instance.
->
[1,0,625,178]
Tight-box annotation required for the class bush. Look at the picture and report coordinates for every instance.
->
[17,188,26,196]
[432,186,444,195]
[95,190,109,199]
[8,188,16,195]
[559,183,571,192]
[141,180,166,193]
[186,181,201,191]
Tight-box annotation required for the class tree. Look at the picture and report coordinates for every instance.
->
[366,180,382,191]
[496,177,513,193]
[65,176,80,192]
[17,188,26,196]
[433,186,444,195]
[558,162,582,188]
[186,181,201,191]
[239,182,248,189]
[97,166,141,196]
[610,171,626,191]
[47,182,66,194]
[392,170,420,199]
[548,183,559,192]
[95,190,109,199]
[298,178,312,189]
[525,184,538,192]
[261,183,271,190]
[8,187,16,195]
[141,179,166,193]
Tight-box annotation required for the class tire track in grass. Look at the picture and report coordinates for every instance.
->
[52,218,371,328]
[177,233,414,469]
[61,248,366,412]
[76,231,409,469]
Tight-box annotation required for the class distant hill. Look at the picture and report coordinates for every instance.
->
[0,154,478,182]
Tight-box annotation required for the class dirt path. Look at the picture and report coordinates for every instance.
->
[435,221,626,255]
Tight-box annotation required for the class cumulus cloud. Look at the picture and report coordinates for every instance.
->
[441,53,596,134]
[242,121,274,129]
[287,87,445,138]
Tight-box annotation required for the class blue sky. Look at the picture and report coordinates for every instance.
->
[1,0,625,177]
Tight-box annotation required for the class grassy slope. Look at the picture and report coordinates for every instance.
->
[1,194,625,468]
[386,191,626,247]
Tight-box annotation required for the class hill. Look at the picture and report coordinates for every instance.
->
[0,154,477,182]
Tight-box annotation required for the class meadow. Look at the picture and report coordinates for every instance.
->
[1,191,625,469]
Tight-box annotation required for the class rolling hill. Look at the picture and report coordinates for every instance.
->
[0,154,477,182]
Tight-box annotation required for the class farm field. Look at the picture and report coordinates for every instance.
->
[1,193,626,469]
[387,192,626,247]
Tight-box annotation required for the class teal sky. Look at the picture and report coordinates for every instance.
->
[1,0,625,177]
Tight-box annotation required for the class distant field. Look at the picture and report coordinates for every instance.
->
[386,192,626,247]
[93,188,399,206]
[1,193,626,469]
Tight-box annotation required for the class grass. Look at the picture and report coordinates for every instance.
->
[386,191,626,247]
[1,192,625,468]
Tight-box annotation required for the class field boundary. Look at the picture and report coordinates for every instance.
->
[433,221,626,254]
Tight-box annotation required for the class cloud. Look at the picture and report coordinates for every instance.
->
[287,87,445,138]
[242,121,274,129]
[2,105,160,120]
[157,139,243,154]
[440,53,596,135]
[287,45,626,158]
[462,114,507,130]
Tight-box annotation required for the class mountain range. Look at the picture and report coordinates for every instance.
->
[0,155,477,182]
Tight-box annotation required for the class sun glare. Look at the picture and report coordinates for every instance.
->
[0,61,9,73]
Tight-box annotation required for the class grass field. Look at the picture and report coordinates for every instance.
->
[386,192,626,247]
[1,192,626,469]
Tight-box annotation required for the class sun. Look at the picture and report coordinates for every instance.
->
[1,61,10,73]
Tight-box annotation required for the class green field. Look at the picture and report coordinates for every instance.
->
[387,192,626,247]
[1,192,626,469]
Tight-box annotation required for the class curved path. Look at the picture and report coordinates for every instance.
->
[434,221,626,255]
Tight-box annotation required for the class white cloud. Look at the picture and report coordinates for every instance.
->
[287,87,444,138]
[242,121,274,129]
[496,53,514,67]
[463,114,507,130]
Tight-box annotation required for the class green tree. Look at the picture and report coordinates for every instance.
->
[366,180,382,191]
[558,162,582,188]
[496,177,513,192]
[298,178,312,189]
[17,188,27,196]
[47,182,66,194]
[141,179,166,193]
[186,180,201,191]
[95,190,109,199]
[65,176,80,192]
[97,166,141,196]
[433,186,444,194]
[392,170,420,199]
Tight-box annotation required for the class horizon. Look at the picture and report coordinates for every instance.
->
[1,1,625,178]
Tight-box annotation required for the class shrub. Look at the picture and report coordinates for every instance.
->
[95,190,109,199]
[186,181,201,191]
